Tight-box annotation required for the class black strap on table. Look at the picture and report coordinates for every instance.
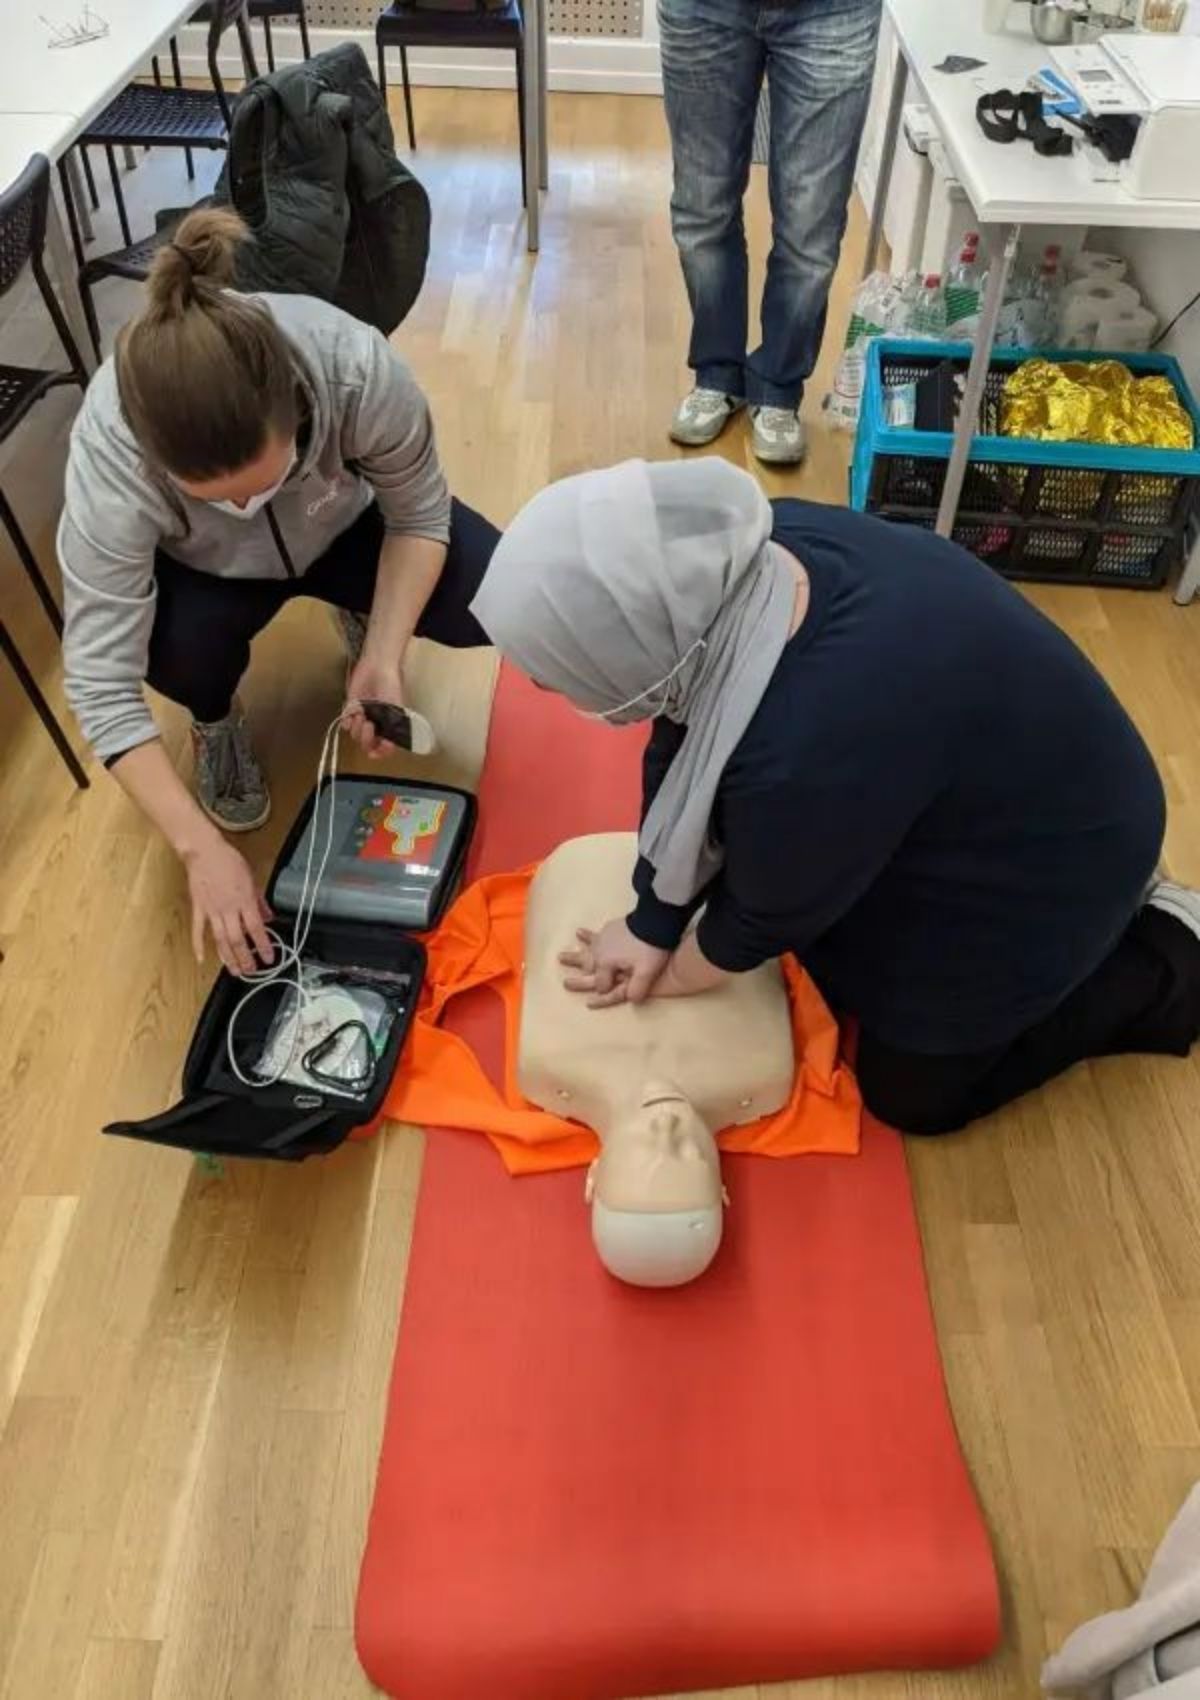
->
[976,89,1073,157]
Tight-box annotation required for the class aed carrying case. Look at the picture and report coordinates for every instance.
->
[104,776,475,1162]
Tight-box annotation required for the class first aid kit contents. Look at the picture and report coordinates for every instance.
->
[254,961,412,1102]
[104,770,476,1163]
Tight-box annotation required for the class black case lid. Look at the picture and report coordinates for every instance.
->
[104,777,474,1163]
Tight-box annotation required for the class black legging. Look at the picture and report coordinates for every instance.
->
[856,903,1200,1136]
[147,497,495,724]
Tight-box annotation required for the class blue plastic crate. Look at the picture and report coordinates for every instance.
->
[850,340,1200,588]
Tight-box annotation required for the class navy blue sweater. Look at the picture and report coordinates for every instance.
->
[628,500,1165,1054]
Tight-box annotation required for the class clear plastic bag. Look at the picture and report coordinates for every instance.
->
[255,961,398,1100]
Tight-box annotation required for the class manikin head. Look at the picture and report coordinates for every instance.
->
[585,1080,726,1288]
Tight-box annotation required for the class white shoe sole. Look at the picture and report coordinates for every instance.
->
[751,435,807,466]
[669,400,745,448]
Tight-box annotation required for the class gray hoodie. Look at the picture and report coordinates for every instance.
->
[58,292,451,763]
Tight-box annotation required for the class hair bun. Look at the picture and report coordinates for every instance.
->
[145,206,247,318]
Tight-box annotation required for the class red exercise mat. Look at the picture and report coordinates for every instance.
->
[356,666,1000,1700]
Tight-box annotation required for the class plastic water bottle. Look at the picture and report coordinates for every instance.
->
[946,237,984,341]
[886,270,923,335]
[1033,249,1064,345]
[910,273,949,340]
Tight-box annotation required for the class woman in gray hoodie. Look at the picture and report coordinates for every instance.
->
[59,206,495,976]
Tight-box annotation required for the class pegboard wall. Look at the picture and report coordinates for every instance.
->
[304,0,642,35]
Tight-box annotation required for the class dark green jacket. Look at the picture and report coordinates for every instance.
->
[217,42,430,335]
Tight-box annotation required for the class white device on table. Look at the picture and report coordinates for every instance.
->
[1050,33,1200,197]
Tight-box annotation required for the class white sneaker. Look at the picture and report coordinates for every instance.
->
[750,405,807,465]
[1146,880,1200,945]
[669,387,745,447]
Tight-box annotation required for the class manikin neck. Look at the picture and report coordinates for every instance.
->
[592,1080,706,1142]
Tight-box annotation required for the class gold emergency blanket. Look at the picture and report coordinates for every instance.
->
[1000,359,1194,451]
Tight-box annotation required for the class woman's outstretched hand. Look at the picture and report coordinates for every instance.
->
[559,917,669,1009]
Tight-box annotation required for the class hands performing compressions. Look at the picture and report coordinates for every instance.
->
[559,916,733,1009]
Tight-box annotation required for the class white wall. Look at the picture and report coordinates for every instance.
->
[182,11,663,94]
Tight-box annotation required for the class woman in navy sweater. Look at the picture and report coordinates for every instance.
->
[471,458,1200,1135]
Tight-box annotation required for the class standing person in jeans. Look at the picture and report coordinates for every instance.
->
[661,0,882,465]
[59,207,496,976]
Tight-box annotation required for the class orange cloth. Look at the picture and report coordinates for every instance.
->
[380,865,861,1174]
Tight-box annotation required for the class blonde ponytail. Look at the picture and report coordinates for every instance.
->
[116,207,299,480]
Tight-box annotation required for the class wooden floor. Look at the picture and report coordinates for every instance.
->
[3,86,1200,1700]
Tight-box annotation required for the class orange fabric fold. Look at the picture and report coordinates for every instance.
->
[379,865,861,1174]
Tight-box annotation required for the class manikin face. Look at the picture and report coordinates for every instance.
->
[589,1080,723,1213]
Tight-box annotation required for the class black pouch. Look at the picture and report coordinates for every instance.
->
[105,777,476,1162]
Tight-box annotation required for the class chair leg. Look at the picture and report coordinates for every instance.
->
[515,45,527,207]
[263,13,275,72]
[0,621,89,790]
[0,492,63,638]
[79,272,103,364]
[377,39,388,97]
[80,147,99,212]
[170,36,195,180]
[298,1,312,58]
[105,146,133,248]
[400,45,416,149]
[57,158,86,270]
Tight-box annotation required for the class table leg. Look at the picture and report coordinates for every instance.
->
[1174,525,1200,606]
[44,185,97,377]
[122,144,137,171]
[537,0,548,192]
[862,49,907,278]
[523,0,541,252]
[935,222,1018,539]
[64,151,94,246]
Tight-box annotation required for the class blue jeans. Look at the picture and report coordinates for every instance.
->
[659,0,882,408]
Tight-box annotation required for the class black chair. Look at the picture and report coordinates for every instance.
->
[0,157,90,790]
[376,2,527,202]
[65,0,260,255]
[192,0,312,74]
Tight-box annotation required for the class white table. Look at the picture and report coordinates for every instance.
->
[2,2,200,129]
[866,0,1200,602]
[2,1,206,366]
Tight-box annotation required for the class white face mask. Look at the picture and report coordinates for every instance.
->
[201,447,297,520]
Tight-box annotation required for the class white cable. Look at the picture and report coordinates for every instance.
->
[225,712,347,1089]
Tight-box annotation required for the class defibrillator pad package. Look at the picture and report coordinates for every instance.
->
[254,961,406,1102]
[104,776,476,1162]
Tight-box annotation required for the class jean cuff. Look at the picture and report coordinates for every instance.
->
[746,379,803,410]
[695,363,746,400]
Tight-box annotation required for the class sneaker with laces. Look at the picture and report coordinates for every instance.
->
[669,387,745,447]
[190,699,271,832]
[334,606,369,672]
[749,405,807,465]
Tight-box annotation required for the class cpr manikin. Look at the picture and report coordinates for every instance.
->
[518,834,795,1288]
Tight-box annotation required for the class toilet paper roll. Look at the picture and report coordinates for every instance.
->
[1060,281,1142,340]
[1093,305,1159,353]
[1067,250,1129,284]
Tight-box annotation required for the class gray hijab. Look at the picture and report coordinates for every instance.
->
[470,458,796,906]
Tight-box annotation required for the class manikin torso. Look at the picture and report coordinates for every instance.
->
[518,834,795,1285]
